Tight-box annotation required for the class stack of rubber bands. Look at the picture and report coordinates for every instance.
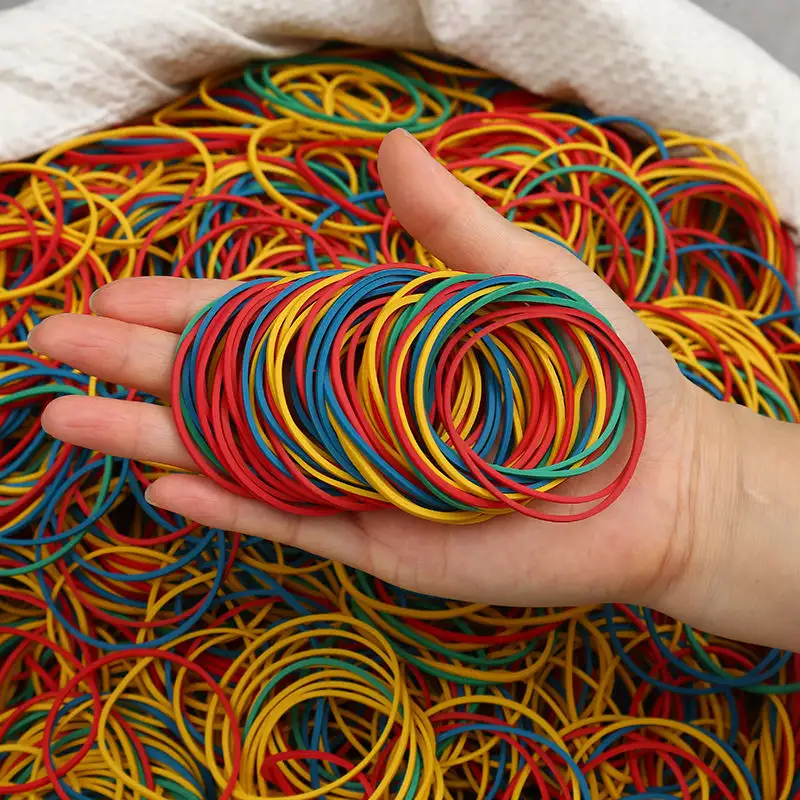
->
[173,265,646,522]
[1,46,799,798]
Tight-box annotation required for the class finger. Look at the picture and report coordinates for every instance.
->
[377,129,647,349]
[145,473,640,606]
[146,473,382,570]
[90,277,233,333]
[29,314,177,400]
[42,396,196,470]
[145,474,506,601]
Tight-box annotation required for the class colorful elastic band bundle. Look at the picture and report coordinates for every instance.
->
[172,265,645,522]
[0,46,799,798]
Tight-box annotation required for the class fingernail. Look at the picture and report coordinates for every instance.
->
[144,485,159,507]
[398,128,429,153]
[89,283,113,314]
[26,327,39,353]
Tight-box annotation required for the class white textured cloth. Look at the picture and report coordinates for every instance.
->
[3,0,800,225]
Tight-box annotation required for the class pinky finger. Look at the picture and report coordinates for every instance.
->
[145,473,370,565]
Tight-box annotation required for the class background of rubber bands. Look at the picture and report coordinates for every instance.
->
[1,45,799,798]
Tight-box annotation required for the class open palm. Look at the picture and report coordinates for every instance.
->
[31,130,711,610]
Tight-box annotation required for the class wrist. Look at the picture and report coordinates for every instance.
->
[654,392,800,650]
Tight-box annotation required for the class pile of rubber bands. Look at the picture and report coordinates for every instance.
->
[1,46,799,798]
[173,266,646,522]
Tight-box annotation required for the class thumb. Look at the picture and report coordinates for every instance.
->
[376,128,661,366]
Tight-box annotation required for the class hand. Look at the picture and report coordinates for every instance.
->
[30,130,725,616]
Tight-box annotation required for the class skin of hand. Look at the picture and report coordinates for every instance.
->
[28,130,800,652]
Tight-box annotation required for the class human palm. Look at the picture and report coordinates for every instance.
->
[31,130,711,610]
